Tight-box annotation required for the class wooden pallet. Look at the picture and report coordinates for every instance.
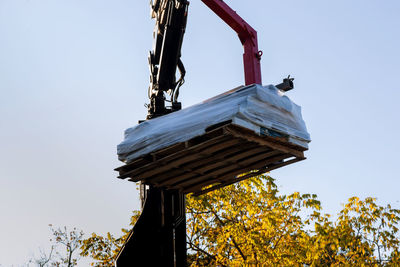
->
[115,122,307,195]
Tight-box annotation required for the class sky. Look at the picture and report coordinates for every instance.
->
[1,0,400,265]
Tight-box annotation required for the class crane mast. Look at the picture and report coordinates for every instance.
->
[147,0,189,119]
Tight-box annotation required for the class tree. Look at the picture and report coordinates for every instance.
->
[79,175,400,266]
[186,175,321,266]
[306,196,400,266]
[30,246,55,267]
[30,225,84,266]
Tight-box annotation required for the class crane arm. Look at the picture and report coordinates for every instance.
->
[201,0,262,85]
[147,0,189,119]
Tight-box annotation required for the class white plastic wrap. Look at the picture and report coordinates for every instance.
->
[118,84,310,163]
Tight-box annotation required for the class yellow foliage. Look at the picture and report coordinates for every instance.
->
[80,175,400,266]
[187,175,400,266]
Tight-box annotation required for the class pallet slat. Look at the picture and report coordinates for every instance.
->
[192,157,306,196]
[181,153,291,193]
[154,143,260,187]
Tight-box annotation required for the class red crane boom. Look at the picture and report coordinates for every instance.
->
[201,0,262,85]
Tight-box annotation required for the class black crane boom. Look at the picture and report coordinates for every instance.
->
[147,0,189,119]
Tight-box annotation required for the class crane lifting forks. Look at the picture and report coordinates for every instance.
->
[115,0,304,266]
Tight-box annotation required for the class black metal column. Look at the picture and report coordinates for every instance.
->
[115,186,187,267]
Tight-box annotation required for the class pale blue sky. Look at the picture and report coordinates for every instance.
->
[1,0,400,265]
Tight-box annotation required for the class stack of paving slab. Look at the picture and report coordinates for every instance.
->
[116,84,311,195]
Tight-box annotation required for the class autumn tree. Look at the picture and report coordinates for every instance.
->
[30,225,84,266]
[305,196,400,265]
[186,175,321,266]
[79,175,400,266]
